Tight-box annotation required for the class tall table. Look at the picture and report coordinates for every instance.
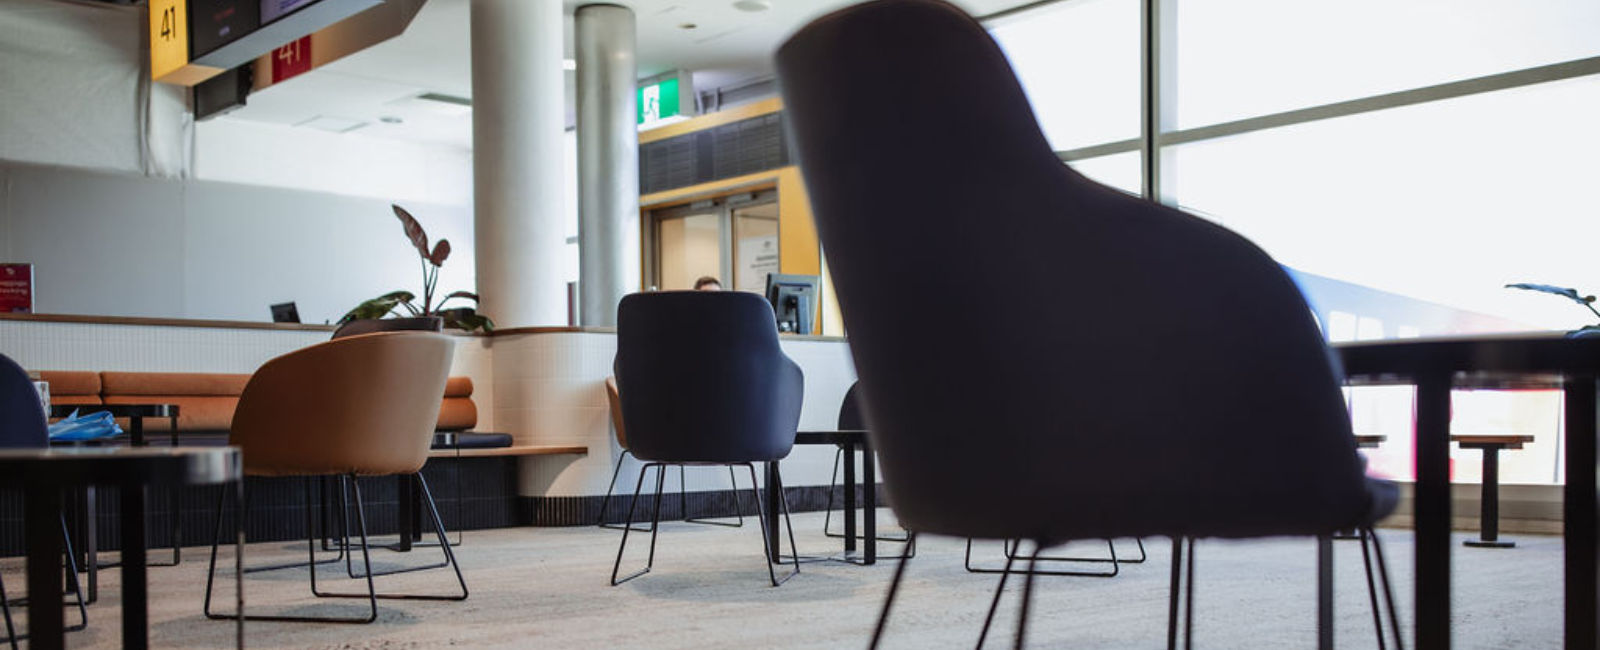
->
[1335,334,1600,650]
[766,430,880,565]
[0,447,243,650]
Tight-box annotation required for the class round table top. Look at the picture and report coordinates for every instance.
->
[0,446,240,488]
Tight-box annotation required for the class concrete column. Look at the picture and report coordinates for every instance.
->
[575,3,640,326]
[470,0,567,328]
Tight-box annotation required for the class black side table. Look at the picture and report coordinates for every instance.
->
[0,447,243,650]
[49,403,183,604]
[1453,434,1535,548]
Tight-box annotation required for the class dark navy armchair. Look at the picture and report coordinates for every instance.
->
[777,1,1400,646]
[610,291,805,586]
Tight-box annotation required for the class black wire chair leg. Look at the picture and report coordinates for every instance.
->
[1167,536,1197,650]
[1358,527,1387,650]
[611,464,664,585]
[747,463,800,586]
[348,476,450,578]
[241,478,344,575]
[59,515,87,634]
[325,474,469,600]
[1368,527,1405,650]
[868,531,916,650]
[1,572,15,650]
[823,447,842,535]
[976,543,1021,649]
[684,465,746,527]
[598,451,653,532]
[966,537,1119,577]
[1184,538,1195,650]
[1014,545,1042,650]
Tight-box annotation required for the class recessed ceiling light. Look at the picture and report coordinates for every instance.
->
[732,0,770,11]
[379,115,403,124]
[678,22,697,30]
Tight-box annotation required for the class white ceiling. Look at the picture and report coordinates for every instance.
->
[221,0,1033,148]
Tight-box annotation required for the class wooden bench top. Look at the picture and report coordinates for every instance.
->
[1354,434,1386,448]
[428,444,587,459]
[1450,434,1535,449]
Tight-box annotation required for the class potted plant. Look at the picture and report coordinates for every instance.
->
[341,205,494,332]
[1505,282,1600,337]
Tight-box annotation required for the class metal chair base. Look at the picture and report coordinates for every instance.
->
[1167,529,1404,650]
[204,473,468,625]
[598,451,746,531]
[611,462,798,587]
[964,537,1144,578]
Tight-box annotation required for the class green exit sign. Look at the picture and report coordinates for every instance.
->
[637,77,681,126]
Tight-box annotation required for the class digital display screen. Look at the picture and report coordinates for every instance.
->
[189,0,261,57]
[261,0,320,24]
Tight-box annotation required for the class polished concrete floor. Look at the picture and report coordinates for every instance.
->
[2,511,1564,649]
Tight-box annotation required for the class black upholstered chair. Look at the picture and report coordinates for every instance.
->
[611,291,805,586]
[597,377,745,531]
[777,1,1401,647]
[0,354,88,647]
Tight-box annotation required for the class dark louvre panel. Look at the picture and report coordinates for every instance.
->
[639,112,791,194]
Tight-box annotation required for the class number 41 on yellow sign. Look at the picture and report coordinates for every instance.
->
[149,0,224,86]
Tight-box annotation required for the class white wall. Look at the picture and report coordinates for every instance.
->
[0,0,189,177]
[195,119,474,206]
[0,161,475,325]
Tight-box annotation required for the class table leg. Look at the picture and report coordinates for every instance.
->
[843,444,858,554]
[1414,375,1453,650]
[1317,535,1333,650]
[121,485,149,650]
[25,487,65,649]
[863,442,877,566]
[765,461,781,562]
[130,416,144,447]
[1464,446,1514,548]
[233,478,246,649]
[85,486,98,604]
[1564,376,1597,650]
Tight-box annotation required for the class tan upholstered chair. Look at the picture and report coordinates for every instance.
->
[596,377,745,531]
[202,331,468,625]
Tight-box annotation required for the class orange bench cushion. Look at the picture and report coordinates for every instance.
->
[37,370,102,406]
[96,371,475,432]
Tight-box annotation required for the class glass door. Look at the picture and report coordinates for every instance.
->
[648,191,778,293]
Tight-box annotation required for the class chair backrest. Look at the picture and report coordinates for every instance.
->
[0,354,47,449]
[838,382,865,431]
[777,0,1368,542]
[331,316,443,339]
[605,376,628,449]
[230,331,454,477]
[614,291,804,463]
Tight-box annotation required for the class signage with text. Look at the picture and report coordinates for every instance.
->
[0,264,34,313]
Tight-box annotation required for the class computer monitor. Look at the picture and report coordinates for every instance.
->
[764,273,818,335]
[270,302,300,324]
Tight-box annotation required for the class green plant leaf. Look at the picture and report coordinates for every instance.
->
[392,204,431,262]
[1506,283,1596,305]
[340,290,416,323]
[437,307,494,332]
[436,290,480,308]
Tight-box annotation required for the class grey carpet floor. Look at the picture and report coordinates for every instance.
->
[3,511,1562,649]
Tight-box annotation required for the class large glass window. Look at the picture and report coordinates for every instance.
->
[1169,76,1600,332]
[989,0,1141,151]
[1174,0,1600,128]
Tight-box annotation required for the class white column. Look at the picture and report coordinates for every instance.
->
[470,0,567,328]
[575,3,640,326]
